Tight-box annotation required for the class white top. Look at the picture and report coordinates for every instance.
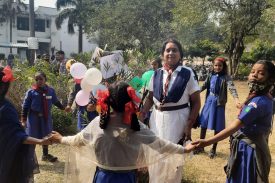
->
[61,116,188,183]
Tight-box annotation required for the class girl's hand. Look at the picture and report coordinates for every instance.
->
[191,139,209,148]
[184,142,196,153]
[235,99,242,109]
[50,131,63,143]
[40,135,53,145]
[21,118,27,128]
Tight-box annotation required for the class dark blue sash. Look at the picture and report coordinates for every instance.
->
[153,67,191,104]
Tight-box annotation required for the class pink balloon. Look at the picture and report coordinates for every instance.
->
[70,63,87,79]
[75,90,90,106]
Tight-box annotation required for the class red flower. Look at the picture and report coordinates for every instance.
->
[2,66,15,82]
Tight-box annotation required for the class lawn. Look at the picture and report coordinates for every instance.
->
[34,81,275,183]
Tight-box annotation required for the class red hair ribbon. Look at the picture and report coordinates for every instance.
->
[127,86,141,103]
[2,66,15,82]
[214,57,225,63]
[96,89,110,113]
[123,86,141,125]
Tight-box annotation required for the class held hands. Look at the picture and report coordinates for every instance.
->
[64,106,72,113]
[49,131,63,144]
[184,143,196,153]
[40,134,54,145]
[191,139,209,149]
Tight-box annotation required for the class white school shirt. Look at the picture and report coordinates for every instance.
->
[148,65,200,107]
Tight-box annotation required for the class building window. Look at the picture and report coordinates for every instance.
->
[35,19,45,32]
[17,17,46,32]
[17,17,29,31]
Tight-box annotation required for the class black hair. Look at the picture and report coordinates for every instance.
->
[212,57,228,75]
[256,60,275,85]
[56,50,65,55]
[244,60,275,103]
[35,71,47,81]
[0,67,10,101]
[151,56,162,68]
[99,81,140,131]
[161,38,184,59]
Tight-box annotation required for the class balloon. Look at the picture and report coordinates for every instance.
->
[70,63,87,79]
[83,68,102,85]
[91,84,107,98]
[142,70,154,87]
[66,59,77,71]
[129,76,143,91]
[80,78,93,93]
[75,90,90,106]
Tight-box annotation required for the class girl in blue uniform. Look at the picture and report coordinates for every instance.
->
[193,60,275,183]
[21,71,65,162]
[0,66,52,183]
[196,57,241,158]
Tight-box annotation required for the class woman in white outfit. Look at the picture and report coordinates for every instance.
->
[142,38,201,183]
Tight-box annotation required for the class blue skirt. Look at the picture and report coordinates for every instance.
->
[93,168,136,183]
[226,140,256,183]
[200,95,225,132]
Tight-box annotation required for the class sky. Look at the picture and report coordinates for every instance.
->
[22,0,57,8]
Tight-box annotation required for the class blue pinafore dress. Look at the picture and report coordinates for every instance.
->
[199,74,225,132]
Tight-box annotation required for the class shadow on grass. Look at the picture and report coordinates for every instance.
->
[182,178,198,183]
[193,150,229,160]
[39,161,65,174]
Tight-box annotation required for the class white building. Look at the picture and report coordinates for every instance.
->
[0,3,97,61]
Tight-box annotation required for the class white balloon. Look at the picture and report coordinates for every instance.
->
[75,90,90,106]
[83,68,102,85]
[92,84,107,98]
[70,63,87,79]
[80,78,93,93]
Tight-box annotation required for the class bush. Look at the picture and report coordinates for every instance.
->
[7,60,73,134]
[71,52,92,66]
[52,107,76,135]
[240,52,255,64]
[237,63,251,79]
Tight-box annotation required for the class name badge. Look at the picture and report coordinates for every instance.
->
[46,96,52,99]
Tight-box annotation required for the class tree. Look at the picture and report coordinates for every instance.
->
[55,0,92,53]
[0,0,26,53]
[187,40,219,65]
[84,0,174,52]
[173,0,271,75]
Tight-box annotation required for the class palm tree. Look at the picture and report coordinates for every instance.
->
[56,0,88,53]
[0,0,26,53]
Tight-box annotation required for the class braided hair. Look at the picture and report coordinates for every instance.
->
[0,66,10,101]
[99,81,140,131]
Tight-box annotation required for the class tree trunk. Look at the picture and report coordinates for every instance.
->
[227,33,245,77]
[9,16,12,53]
[29,0,35,65]
[78,25,83,53]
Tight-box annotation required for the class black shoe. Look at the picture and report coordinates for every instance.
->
[193,147,205,154]
[209,149,217,159]
[42,154,58,162]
